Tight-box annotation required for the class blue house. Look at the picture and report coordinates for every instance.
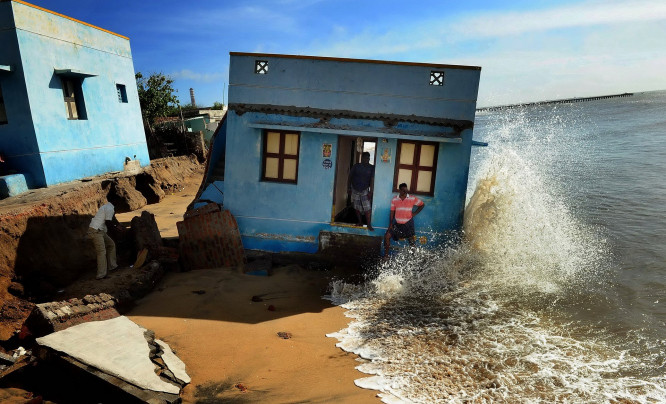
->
[0,0,149,196]
[197,53,481,255]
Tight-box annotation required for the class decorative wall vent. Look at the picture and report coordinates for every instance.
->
[255,60,268,74]
[430,71,444,86]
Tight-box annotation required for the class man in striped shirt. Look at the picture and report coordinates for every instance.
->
[384,183,425,257]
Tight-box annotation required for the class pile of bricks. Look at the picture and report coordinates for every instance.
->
[25,293,119,337]
[177,203,246,270]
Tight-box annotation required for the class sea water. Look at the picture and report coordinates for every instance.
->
[327,90,666,403]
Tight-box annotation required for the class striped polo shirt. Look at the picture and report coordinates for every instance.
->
[390,194,424,224]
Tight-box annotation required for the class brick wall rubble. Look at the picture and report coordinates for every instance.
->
[177,203,246,270]
[25,293,119,338]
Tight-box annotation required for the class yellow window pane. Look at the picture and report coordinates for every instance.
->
[399,143,415,165]
[266,132,280,154]
[420,145,436,167]
[397,169,412,189]
[265,157,279,178]
[283,158,297,180]
[284,134,299,155]
[68,101,78,119]
[416,170,432,193]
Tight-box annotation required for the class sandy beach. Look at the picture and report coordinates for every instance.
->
[118,176,378,403]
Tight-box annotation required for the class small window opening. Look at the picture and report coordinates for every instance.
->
[61,78,87,120]
[430,71,444,86]
[116,84,128,103]
[255,60,268,74]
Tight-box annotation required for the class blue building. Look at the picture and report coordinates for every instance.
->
[0,0,149,196]
[197,53,482,255]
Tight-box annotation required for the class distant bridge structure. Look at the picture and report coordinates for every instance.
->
[476,92,633,112]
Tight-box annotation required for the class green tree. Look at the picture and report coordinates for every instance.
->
[211,102,225,110]
[135,72,179,129]
[180,103,199,113]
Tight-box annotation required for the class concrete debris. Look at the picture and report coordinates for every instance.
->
[35,316,189,397]
[0,352,35,380]
[0,351,15,365]
[156,340,191,384]
[12,346,26,358]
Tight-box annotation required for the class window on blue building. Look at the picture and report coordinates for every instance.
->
[430,71,445,86]
[116,84,128,103]
[255,60,268,74]
[0,84,7,124]
[394,140,438,195]
[262,131,300,183]
[61,78,87,120]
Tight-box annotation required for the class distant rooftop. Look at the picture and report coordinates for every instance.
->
[230,52,481,71]
[3,0,129,40]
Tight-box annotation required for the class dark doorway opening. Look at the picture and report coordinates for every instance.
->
[332,136,377,226]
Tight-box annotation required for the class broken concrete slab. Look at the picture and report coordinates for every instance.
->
[35,316,188,395]
[156,340,191,384]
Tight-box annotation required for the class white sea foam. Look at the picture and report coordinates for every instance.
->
[326,107,665,403]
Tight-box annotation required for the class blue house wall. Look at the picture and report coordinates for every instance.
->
[0,0,149,188]
[0,1,43,187]
[203,53,481,253]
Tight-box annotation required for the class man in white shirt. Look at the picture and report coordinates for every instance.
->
[87,199,119,279]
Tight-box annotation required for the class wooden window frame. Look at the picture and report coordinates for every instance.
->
[393,140,439,196]
[61,78,86,120]
[261,130,300,184]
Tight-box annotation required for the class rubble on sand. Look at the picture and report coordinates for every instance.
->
[34,316,190,403]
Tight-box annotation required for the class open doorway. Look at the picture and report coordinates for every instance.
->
[332,136,377,226]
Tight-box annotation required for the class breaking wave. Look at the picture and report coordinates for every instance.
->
[326,108,666,403]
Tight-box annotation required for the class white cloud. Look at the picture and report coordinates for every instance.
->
[457,0,666,38]
[307,0,666,105]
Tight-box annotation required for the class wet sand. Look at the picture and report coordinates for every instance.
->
[119,175,378,403]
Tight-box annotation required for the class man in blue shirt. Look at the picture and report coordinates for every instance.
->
[347,152,375,231]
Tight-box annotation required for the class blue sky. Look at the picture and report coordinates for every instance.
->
[28,0,666,108]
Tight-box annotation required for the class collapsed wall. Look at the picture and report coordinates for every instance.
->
[0,155,202,341]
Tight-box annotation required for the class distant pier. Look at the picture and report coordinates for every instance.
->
[476,92,633,112]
